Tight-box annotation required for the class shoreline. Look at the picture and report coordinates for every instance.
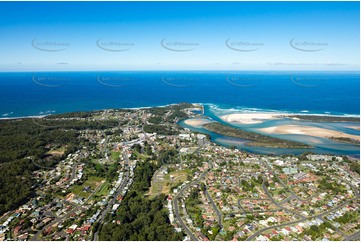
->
[0,102,196,120]
[1,103,360,121]
[257,125,360,142]
[220,113,283,124]
[183,118,212,127]
[347,125,360,130]
[0,115,47,120]
[206,103,360,119]
[203,122,312,149]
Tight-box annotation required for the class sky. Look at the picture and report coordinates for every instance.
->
[0,1,359,71]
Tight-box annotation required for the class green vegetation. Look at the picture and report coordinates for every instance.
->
[239,176,262,193]
[70,176,104,199]
[148,116,163,124]
[94,181,110,198]
[99,161,183,240]
[185,187,205,229]
[334,211,359,224]
[167,109,188,121]
[146,103,191,129]
[157,148,178,164]
[0,118,80,215]
[47,111,94,119]
[185,186,220,240]
[144,124,179,135]
[344,157,360,174]
[148,170,188,198]
[318,178,346,194]
[350,161,360,174]
[330,137,359,145]
[110,151,120,161]
[147,103,192,116]
[302,221,337,240]
[0,108,132,215]
[87,160,119,181]
[32,117,127,130]
[99,141,182,240]
[203,122,311,148]
[287,115,360,122]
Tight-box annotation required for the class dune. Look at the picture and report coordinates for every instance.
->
[258,125,360,141]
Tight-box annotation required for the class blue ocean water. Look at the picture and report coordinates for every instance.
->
[0,71,359,118]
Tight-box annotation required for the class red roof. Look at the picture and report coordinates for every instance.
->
[14,226,22,233]
[77,225,91,231]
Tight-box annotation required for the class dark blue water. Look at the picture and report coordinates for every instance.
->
[0,71,359,118]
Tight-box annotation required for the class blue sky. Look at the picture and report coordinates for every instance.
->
[0,1,359,71]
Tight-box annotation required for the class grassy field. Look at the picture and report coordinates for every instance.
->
[91,181,110,202]
[71,176,105,200]
[133,151,150,160]
[97,181,110,196]
[148,170,188,198]
[111,151,120,161]
[46,146,66,156]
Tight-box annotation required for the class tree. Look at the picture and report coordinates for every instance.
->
[99,160,184,240]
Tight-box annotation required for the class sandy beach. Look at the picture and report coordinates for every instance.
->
[0,115,47,120]
[184,118,212,127]
[346,125,360,131]
[258,125,360,141]
[221,113,283,124]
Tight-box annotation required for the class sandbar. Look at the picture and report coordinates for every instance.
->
[258,125,360,141]
[346,125,360,131]
[221,113,283,124]
[184,118,212,127]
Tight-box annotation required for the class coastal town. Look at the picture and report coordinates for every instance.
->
[0,104,359,241]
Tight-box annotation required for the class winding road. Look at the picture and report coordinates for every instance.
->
[31,180,103,241]
[93,152,130,241]
[204,188,223,228]
[173,160,213,241]
[246,198,358,241]
[261,178,306,220]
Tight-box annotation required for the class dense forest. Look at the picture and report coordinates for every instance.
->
[287,115,360,123]
[330,136,359,145]
[0,118,80,215]
[0,114,121,215]
[345,158,360,174]
[99,148,183,240]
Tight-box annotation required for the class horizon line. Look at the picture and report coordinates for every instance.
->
[0,69,360,73]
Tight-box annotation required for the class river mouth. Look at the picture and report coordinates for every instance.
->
[179,105,360,156]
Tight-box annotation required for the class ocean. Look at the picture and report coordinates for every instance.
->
[0,71,359,118]
[0,71,359,156]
